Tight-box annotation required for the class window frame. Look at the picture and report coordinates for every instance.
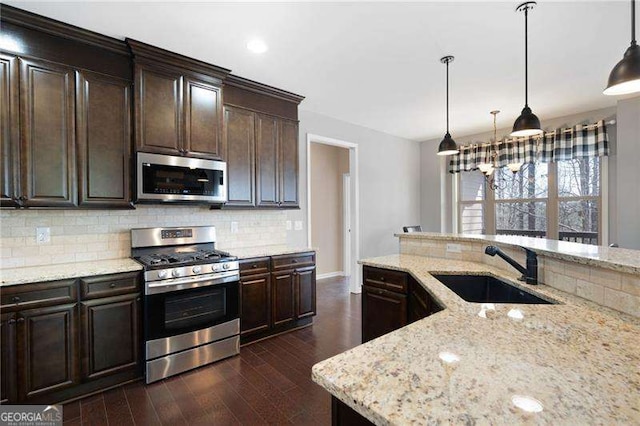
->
[455,157,608,245]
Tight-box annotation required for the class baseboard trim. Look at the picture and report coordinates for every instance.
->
[317,271,345,280]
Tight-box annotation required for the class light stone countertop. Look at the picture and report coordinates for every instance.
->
[228,246,316,260]
[0,258,143,286]
[397,232,640,274]
[312,254,640,425]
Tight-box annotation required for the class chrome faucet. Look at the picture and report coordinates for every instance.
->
[485,245,538,285]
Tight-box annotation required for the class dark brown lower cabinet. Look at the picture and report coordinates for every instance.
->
[240,272,271,336]
[272,271,296,327]
[332,396,374,426]
[362,285,407,343]
[239,252,316,344]
[80,293,141,381]
[17,303,79,402]
[295,266,316,319]
[0,313,16,404]
[362,266,442,343]
[0,272,142,405]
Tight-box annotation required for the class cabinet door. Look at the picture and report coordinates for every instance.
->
[255,113,279,207]
[240,273,271,336]
[295,266,316,319]
[1,313,17,404]
[135,64,183,155]
[271,271,295,327]
[184,77,223,159]
[76,70,132,208]
[279,119,299,207]
[224,106,255,207]
[0,54,20,207]
[80,293,141,381]
[362,286,407,343]
[19,58,77,207]
[16,303,79,402]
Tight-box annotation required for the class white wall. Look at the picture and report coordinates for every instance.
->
[310,143,349,275]
[615,96,640,250]
[419,106,621,243]
[288,110,421,259]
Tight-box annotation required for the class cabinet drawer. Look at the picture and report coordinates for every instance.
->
[80,272,140,300]
[239,258,270,276]
[363,266,408,294]
[271,252,315,271]
[1,279,78,311]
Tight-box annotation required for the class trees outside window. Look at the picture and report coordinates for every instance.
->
[457,158,603,245]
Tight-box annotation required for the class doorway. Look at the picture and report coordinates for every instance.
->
[307,134,360,294]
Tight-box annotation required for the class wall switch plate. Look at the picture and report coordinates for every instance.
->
[36,227,50,244]
[286,220,292,231]
[230,222,239,233]
[294,221,303,231]
[446,243,462,253]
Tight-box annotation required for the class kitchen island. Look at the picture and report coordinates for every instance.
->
[312,254,640,425]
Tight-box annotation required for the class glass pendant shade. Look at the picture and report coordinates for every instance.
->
[604,43,640,96]
[479,164,495,176]
[437,132,459,156]
[510,105,543,137]
[507,162,524,173]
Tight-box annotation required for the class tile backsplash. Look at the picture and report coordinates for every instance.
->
[1,206,288,268]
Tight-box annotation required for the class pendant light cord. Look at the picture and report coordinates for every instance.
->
[632,0,637,46]
[524,5,529,107]
[446,60,450,133]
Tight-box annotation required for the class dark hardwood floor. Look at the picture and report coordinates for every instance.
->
[63,276,361,425]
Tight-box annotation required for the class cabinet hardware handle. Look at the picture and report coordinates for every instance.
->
[136,297,141,302]
[8,319,16,325]
[12,296,20,303]
[252,264,258,268]
[110,283,116,288]
[380,277,385,281]
[16,317,24,323]
[292,259,297,263]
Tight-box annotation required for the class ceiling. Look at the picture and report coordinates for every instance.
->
[3,1,632,141]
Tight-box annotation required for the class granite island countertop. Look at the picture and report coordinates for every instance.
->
[0,258,143,286]
[312,254,640,425]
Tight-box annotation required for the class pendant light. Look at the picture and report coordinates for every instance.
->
[437,55,459,156]
[604,0,640,95]
[511,2,543,138]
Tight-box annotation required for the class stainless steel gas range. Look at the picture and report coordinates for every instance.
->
[131,226,240,384]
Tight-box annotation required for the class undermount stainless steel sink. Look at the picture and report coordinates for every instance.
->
[432,274,555,304]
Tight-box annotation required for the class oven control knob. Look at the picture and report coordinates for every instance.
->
[172,269,182,278]
[223,263,230,270]
[157,270,168,279]
[192,266,202,274]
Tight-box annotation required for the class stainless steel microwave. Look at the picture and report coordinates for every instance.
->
[136,152,227,204]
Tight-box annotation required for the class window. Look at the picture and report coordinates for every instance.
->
[457,158,604,244]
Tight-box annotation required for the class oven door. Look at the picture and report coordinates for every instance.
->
[137,152,227,203]
[144,278,239,342]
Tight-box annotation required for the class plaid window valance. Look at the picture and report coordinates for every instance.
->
[449,119,609,173]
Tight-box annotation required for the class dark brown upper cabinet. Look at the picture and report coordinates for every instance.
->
[223,75,303,209]
[1,5,134,209]
[224,105,255,207]
[256,113,280,207]
[19,57,77,208]
[76,70,132,208]
[0,53,20,208]
[128,39,229,160]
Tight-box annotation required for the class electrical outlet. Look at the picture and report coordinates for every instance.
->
[36,227,50,244]
[446,243,462,253]
[286,220,292,231]
[294,221,303,231]
[230,222,239,233]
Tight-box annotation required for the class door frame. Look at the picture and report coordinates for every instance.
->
[306,134,361,294]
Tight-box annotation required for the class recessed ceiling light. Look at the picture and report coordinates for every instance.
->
[247,39,268,54]
[438,351,460,364]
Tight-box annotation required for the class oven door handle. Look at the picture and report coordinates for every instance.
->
[145,271,239,295]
